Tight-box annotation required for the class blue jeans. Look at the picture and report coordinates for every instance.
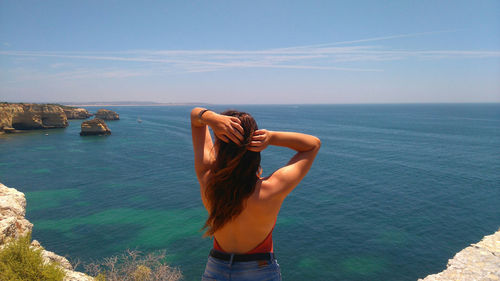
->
[202,253,282,281]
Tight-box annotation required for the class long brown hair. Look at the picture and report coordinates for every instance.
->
[202,110,261,237]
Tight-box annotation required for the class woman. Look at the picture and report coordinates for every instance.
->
[191,107,320,281]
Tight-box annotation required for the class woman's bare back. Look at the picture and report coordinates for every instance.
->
[205,179,282,253]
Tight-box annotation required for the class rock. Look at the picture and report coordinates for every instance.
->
[0,103,20,131]
[419,229,500,281]
[36,245,74,270]
[61,106,93,119]
[63,270,95,281]
[80,118,111,136]
[0,183,33,244]
[2,127,16,133]
[0,103,69,132]
[31,239,41,247]
[94,109,119,120]
[0,183,93,280]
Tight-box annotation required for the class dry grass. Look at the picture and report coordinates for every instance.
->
[83,249,182,281]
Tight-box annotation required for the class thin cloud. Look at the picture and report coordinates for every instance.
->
[0,67,151,84]
[0,30,498,77]
[272,29,465,50]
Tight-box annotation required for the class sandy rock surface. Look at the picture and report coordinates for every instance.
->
[0,183,33,244]
[419,229,500,281]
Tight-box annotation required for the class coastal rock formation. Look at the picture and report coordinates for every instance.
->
[0,183,33,244]
[0,183,93,281]
[80,118,111,136]
[0,103,68,133]
[94,109,119,120]
[61,106,93,119]
[419,229,500,281]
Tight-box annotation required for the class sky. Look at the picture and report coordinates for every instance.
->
[0,0,499,104]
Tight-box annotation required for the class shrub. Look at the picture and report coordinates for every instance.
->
[133,265,152,281]
[0,233,65,281]
[85,249,182,281]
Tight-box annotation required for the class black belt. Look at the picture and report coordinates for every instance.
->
[209,249,275,262]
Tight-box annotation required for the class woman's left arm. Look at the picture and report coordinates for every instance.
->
[190,108,244,180]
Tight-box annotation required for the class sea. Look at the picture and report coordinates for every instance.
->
[0,104,499,281]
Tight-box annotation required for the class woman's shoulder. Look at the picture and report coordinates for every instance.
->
[252,179,284,204]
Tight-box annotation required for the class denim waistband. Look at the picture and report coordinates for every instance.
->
[209,249,276,264]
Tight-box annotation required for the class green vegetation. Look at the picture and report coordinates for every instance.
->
[0,233,65,281]
[85,249,182,281]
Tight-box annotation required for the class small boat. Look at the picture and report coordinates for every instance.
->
[137,117,142,123]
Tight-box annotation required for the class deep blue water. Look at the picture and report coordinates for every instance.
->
[0,104,499,281]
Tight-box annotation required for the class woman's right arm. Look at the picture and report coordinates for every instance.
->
[191,108,244,179]
[250,130,321,200]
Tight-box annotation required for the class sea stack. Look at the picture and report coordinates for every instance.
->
[94,109,119,120]
[80,118,111,136]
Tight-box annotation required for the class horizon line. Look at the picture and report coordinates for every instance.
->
[3,101,499,106]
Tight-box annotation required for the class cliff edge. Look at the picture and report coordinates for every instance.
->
[0,183,93,281]
[419,229,500,281]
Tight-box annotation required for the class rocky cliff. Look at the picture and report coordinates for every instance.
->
[419,229,500,280]
[0,183,93,281]
[0,103,69,133]
[61,106,93,119]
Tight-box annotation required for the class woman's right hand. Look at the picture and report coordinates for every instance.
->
[248,129,271,152]
[203,111,244,145]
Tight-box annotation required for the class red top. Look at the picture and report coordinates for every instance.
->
[213,226,274,254]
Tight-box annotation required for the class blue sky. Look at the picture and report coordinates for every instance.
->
[0,0,499,104]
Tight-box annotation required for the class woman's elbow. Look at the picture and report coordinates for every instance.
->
[311,136,321,151]
[190,107,205,123]
[190,107,200,119]
[301,136,321,153]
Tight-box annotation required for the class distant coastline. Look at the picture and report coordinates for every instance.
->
[54,102,500,107]
[62,101,209,107]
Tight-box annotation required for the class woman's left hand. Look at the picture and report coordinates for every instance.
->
[248,129,271,152]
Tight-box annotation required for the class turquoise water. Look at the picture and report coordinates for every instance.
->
[0,104,499,280]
